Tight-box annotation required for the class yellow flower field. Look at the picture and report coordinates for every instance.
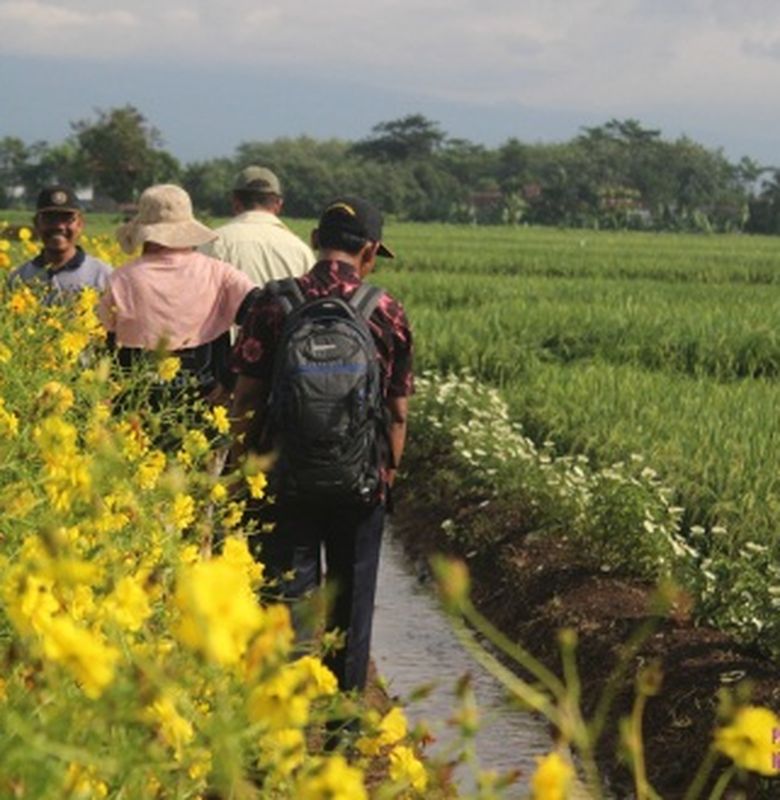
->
[0,231,436,799]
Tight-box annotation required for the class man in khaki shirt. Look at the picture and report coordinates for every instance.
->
[202,166,314,287]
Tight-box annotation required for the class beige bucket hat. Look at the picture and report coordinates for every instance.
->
[116,184,217,253]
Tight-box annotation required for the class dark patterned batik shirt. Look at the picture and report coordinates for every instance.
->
[231,259,414,399]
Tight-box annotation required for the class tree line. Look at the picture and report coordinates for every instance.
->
[2,105,780,234]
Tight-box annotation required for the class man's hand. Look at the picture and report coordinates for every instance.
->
[385,395,408,487]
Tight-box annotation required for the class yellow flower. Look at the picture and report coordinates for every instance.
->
[144,694,195,761]
[245,603,294,678]
[65,584,96,622]
[39,615,119,698]
[530,751,573,800]
[221,536,264,587]
[0,342,11,362]
[210,482,228,503]
[103,575,152,632]
[187,751,212,781]
[0,252,9,270]
[388,745,428,793]
[136,449,167,490]
[36,381,75,415]
[714,705,780,776]
[205,404,231,435]
[0,483,37,518]
[74,286,100,316]
[247,656,337,731]
[178,429,209,465]
[18,226,32,241]
[171,493,196,531]
[63,763,108,798]
[157,356,181,382]
[7,285,38,315]
[221,501,245,529]
[246,471,268,500]
[292,655,339,698]
[179,544,200,566]
[59,330,90,364]
[34,415,78,458]
[115,418,150,460]
[3,571,60,635]
[357,706,408,755]
[295,755,367,800]
[257,728,306,778]
[42,451,92,511]
[0,399,19,438]
[174,556,264,665]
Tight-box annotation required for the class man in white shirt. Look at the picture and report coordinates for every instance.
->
[201,166,314,287]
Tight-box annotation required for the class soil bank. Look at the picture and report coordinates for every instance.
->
[390,481,780,799]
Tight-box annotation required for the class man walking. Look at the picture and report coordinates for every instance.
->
[202,166,314,287]
[230,196,413,693]
[9,185,112,296]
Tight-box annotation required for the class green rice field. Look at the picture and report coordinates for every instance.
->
[375,224,780,549]
[5,211,779,548]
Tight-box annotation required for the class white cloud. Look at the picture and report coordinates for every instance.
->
[2,0,780,121]
[0,1,136,34]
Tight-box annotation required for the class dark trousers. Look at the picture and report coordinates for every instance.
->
[257,501,385,692]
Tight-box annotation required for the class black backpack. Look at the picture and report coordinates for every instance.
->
[265,278,388,505]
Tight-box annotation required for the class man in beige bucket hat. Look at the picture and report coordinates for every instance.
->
[99,184,257,400]
[201,165,314,287]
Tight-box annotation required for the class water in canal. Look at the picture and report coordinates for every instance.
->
[372,528,554,795]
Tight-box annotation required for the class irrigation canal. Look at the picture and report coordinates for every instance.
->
[372,528,554,796]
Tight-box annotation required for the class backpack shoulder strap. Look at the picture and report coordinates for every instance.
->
[348,283,383,322]
[266,278,305,316]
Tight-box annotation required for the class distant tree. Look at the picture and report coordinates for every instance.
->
[19,141,85,198]
[3,111,770,233]
[0,137,30,205]
[496,138,533,194]
[72,105,180,203]
[439,138,490,184]
[350,114,446,162]
[182,157,236,217]
[746,170,780,234]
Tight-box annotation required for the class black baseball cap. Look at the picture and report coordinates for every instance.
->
[317,196,394,258]
[36,185,81,214]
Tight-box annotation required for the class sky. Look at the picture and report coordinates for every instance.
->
[2,0,780,166]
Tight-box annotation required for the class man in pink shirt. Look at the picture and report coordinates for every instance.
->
[99,184,257,402]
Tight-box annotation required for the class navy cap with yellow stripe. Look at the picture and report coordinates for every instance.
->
[317,196,394,258]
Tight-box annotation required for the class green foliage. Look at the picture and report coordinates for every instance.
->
[349,114,445,162]
[71,105,181,203]
[3,110,770,230]
[409,372,683,580]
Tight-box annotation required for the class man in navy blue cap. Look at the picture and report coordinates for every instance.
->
[9,185,112,297]
[230,195,413,695]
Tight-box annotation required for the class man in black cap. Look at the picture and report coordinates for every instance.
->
[9,185,112,295]
[230,195,413,695]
